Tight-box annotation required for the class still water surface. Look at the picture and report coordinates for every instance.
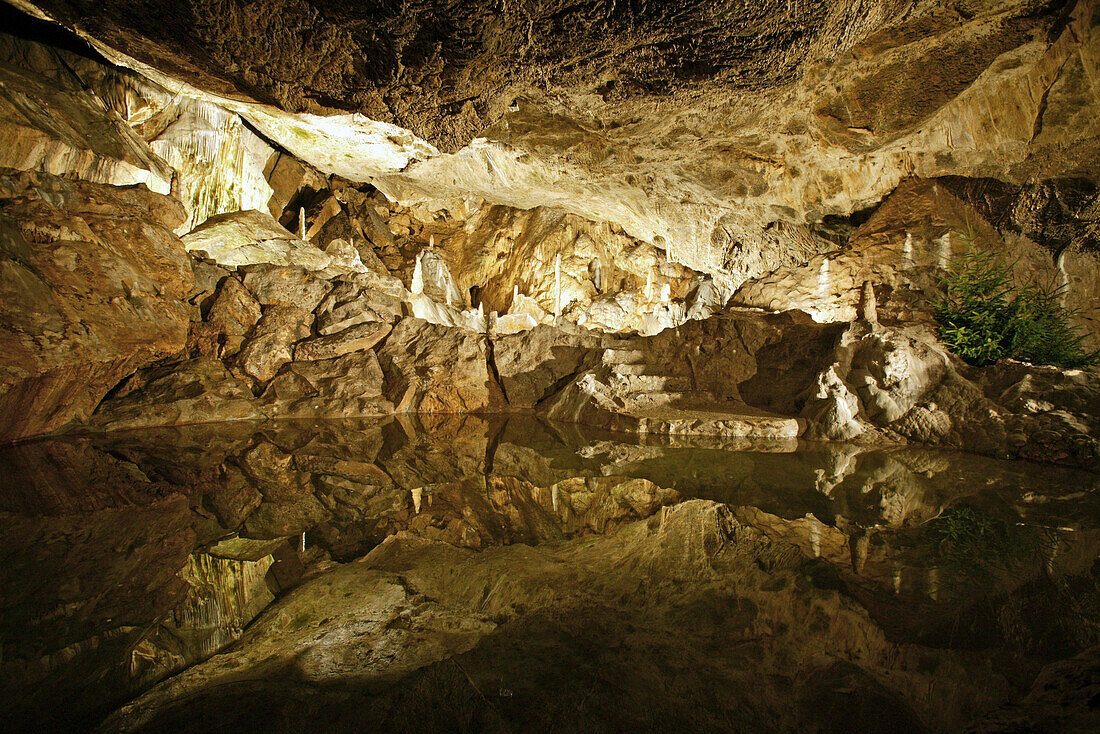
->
[1,416,1097,732]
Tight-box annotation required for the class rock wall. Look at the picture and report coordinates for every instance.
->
[733,178,1100,346]
[0,169,193,441]
[0,30,173,194]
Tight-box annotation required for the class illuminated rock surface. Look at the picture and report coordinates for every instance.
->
[0,169,192,440]
[0,1,1099,732]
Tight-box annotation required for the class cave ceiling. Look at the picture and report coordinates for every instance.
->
[4,0,1098,289]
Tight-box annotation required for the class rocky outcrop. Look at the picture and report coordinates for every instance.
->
[799,322,1100,469]
[377,317,507,414]
[0,169,193,441]
[733,178,1100,346]
[235,305,313,383]
[491,325,601,409]
[541,311,844,438]
[202,276,260,358]
[182,210,332,271]
[92,358,264,431]
[0,29,173,194]
[261,351,392,419]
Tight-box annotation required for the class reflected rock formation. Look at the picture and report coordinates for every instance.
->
[2,418,1099,731]
[1,0,1100,732]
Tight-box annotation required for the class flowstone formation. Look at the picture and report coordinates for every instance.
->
[1,0,1100,732]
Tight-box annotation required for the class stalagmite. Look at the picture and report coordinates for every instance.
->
[554,252,562,325]
[927,567,940,601]
[937,232,951,270]
[849,532,870,574]
[859,281,878,325]
[411,252,425,295]
[809,519,821,557]
[299,207,306,240]
[816,258,831,300]
[299,532,306,553]
[412,487,423,513]
[903,231,913,266]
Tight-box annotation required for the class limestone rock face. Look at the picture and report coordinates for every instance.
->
[236,306,313,384]
[293,322,391,362]
[802,367,864,441]
[261,352,392,419]
[440,203,704,332]
[732,178,1100,344]
[0,29,279,233]
[540,312,841,438]
[202,277,261,358]
[182,210,332,271]
[0,169,193,441]
[0,32,173,194]
[91,358,265,430]
[314,273,404,335]
[12,0,1099,297]
[796,322,1100,469]
[240,263,332,311]
[492,325,601,409]
[377,318,506,414]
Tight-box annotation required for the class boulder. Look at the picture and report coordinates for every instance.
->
[188,260,230,304]
[237,306,314,383]
[182,210,332,271]
[294,322,392,362]
[241,263,332,312]
[262,352,392,418]
[377,318,507,413]
[91,358,264,430]
[314,274,404,335]
[264,153,328,220]
[203,277,261,357]
[491,325,600,408]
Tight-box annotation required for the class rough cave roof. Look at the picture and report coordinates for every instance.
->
[5,0,1099,286]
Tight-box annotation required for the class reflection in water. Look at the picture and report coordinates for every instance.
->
[1,416,1098,732]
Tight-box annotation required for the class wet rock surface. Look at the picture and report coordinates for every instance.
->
[83,290,1100,471]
